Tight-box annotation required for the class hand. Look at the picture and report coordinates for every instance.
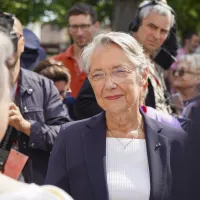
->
[9,102,31,136]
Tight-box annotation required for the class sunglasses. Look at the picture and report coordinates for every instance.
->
[172,68,196,77]
[172,69,184,77]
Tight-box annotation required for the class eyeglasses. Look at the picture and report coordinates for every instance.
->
[69,24,93,32]
[172,68,196,77]
[88,67,134,86]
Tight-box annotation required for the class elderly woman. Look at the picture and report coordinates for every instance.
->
[171,54,200,119]
[45,32,187,200]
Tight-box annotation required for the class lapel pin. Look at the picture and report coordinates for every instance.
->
[155,143,162,150]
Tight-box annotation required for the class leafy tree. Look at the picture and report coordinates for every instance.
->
[1,0,200,36]
[168,0,200,37]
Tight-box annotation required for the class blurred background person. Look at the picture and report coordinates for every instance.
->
[0,30,73,200]
[171,54,200,125]
[52,3,99,98]
[21,28,46,71]
[34,59,75,119]
[0,12,69,185]
[45,32,187,200]
[34,59,71,101]
[178,32,199,57]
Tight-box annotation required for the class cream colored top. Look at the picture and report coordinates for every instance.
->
[0,174,73,200]
[106,138,150,200]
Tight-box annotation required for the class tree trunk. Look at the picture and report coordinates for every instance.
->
[112,0,140,32]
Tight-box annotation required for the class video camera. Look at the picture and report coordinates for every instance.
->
[0,12,18,52]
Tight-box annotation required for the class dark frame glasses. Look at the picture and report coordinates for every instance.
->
[172,68,196,77]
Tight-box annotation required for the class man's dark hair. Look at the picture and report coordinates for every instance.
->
[182,31,198,45]
[67,3,98,23]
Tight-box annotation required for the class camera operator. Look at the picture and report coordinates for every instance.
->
[0,12,69,185]
[130,0,177,113]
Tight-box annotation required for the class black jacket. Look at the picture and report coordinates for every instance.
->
[179,96,200,200]
[73,78,102,120]
[45,111,187,200]
[13,68,69,184]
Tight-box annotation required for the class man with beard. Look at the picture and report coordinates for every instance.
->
[0,13,69,185]
[52,3,99,98]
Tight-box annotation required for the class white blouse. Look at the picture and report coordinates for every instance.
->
[106,138,150,200]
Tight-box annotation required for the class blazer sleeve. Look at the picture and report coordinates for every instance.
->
[170,129,188,200]
[28,79,69,151]
[45,124,71,193]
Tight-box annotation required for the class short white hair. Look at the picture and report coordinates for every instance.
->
[0,32,13,101]
[80,31,149,80]
[178,54,200,72]
[139,1,175,28]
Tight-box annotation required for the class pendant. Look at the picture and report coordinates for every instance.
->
[129,130,139,138]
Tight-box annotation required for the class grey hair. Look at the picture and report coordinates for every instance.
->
[178,54,200,72]
[80,31,150,80]
[139,1,175,28]
[178,54,200,93]
[0,32,13,101]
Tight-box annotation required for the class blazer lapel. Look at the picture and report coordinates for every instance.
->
[82,112,108,200]
[143,113,169,200]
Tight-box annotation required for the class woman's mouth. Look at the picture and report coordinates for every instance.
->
[105,95,123,100]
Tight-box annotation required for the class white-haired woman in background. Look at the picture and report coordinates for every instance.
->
[0,32,73,200]
[46,32,187,200]
[172,54,200,200]
[171,54,200,120]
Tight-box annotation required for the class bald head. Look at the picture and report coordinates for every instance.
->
[13,16,23,35]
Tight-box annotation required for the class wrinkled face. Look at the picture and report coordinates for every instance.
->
[68,14,98,48]
[171,60,200,91]
[134,11,171,54]
[188,34,199,53]
[0,67,10,140]
[54,80,71,101]
[88,44,141,114]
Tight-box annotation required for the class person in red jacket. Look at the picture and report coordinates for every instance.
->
[52,3,99,98]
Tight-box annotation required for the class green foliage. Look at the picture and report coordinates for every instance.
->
[167,0,200,36]
[1,0,200,35]
[0,0,113,27]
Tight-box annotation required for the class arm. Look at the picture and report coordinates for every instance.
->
[28,80,69,151]
[73,78,103,120]
[45,125,71,194]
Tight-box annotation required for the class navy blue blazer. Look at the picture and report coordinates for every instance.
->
[45,112,187,200]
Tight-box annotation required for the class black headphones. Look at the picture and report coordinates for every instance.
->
[129,0,175,32]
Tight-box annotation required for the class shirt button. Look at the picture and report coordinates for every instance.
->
[24,106,28,113]
[27,88,33,94]
[31,143,35,148]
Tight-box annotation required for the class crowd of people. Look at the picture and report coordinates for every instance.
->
[0,0,200,200]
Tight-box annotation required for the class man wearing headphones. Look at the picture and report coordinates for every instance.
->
[130,0,176,113]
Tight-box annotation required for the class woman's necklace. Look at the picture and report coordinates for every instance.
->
[107,123,143,150]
